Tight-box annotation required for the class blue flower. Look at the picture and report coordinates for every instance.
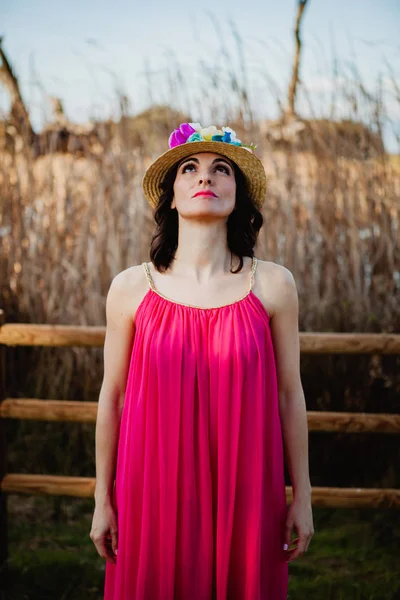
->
[211,132,242,146]
[211,134,224,142]
[186,132,205,143]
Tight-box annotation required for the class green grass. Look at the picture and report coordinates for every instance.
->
[287,509,399,599]
[2,496,399,599]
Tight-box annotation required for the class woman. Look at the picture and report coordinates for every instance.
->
[90,123,314,599]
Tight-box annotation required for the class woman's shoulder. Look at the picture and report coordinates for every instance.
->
[254,259,297,317]
[110,263,146,292]
[256,258,295,283]
[107,264,150,319]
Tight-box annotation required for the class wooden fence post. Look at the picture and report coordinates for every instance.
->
[0,309,8,571]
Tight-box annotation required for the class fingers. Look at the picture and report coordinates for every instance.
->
[89,503,119,564]
[101,535,117,564]
[304,533,312,553]
[283,520,294,550]
[90,531,118,564]
[104,533,118,564]
[285,533,313,562]
[285,538,304,561]
[111,528,119,556]
[283,501,314,562]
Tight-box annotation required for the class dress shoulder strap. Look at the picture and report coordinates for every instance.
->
[143,257,257,294]
[142,262,156,291]
[249,256,258,292]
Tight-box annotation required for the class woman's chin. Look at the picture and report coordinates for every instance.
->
[178,201,234,218]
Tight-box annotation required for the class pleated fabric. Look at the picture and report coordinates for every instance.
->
[104,257,288,599]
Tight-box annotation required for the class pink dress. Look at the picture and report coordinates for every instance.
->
[104,256,288,599]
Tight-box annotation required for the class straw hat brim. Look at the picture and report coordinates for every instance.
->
[142,141,267,209]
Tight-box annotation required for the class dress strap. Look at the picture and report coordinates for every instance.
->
[143,258,257,294]
[142,262,156,291]
[249,256,258,292]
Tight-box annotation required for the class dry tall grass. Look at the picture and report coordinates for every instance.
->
[0,34,399,483]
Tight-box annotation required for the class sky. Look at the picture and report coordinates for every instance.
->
[1,0,400,151]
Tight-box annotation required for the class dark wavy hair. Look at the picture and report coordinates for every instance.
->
[149,158,264,273]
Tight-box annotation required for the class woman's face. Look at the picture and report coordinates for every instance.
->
[171,152,236,219]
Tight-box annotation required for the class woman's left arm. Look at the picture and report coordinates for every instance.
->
[268,265,314,562]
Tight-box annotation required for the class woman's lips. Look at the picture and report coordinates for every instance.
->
[193,191,218,198]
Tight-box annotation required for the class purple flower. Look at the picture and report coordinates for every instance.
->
[168,123,197,148]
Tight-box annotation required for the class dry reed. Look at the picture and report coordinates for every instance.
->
[0,28,399,483]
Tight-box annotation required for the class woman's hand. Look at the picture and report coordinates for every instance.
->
[283,495,314,562]
[90,500,118,564]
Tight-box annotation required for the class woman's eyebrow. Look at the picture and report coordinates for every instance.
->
[178,157,198,168]
[178,157,233,169]
[212,158,233,167]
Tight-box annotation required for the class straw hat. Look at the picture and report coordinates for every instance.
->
[142,123,267,209]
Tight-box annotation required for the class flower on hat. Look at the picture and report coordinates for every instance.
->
[211,130,242,145]
[168,123,197,148]
[199,125,224,141]
[222,126,241,144]
[186,132,205,143]
[168,122,257,150]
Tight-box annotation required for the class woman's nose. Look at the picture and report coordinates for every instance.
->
[198,175,212,184]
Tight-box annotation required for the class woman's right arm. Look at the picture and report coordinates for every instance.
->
[90,268,140,563]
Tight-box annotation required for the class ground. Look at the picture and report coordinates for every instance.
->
[2,496,399,599]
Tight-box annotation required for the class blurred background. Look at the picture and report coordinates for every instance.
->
[0,0,399,598]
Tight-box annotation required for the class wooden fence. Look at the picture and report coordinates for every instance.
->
[0,308,399,566]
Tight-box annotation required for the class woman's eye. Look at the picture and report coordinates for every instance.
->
[216,164,230,174]
[182,163,195,172]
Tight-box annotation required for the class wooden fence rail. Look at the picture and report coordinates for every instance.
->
[1,321,400,353]
[1,398,400,433]
[0,309,399,568]
[1,474,399,509]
